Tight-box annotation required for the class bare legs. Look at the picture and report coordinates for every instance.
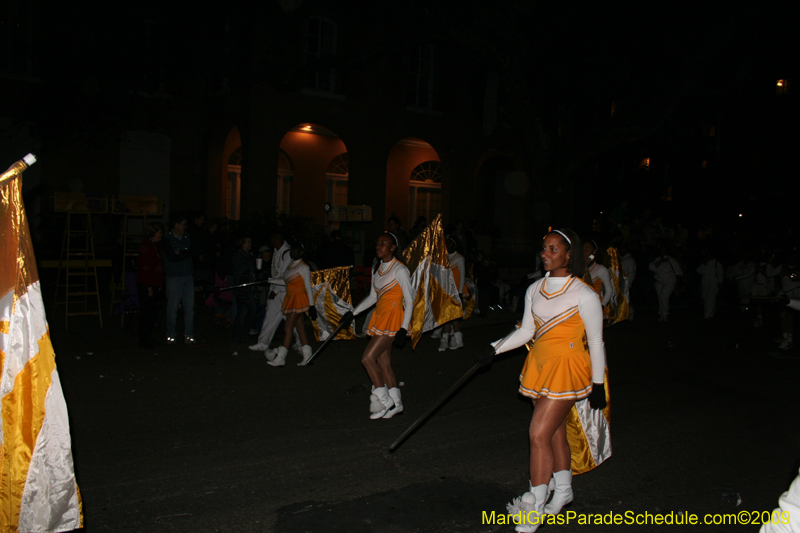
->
[282,312,308,349]
[529,396,575,486]
[361,334,396,388]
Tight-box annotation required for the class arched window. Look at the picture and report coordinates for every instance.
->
[227,147,242,220]
[277,149,293,215]
[409,160,442,223]
[326,152,348,209]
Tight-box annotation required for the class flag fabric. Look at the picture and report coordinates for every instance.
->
[462,267,476,320]
[309,266,356,342]
[401,214,463,348]
[0,159,83,532]
[604,246,630,326]
[566,371,611,474]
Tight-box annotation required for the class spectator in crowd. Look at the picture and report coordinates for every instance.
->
[137,222,165,350]
[163,213,195,344]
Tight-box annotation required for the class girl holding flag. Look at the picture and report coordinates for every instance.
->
[479,228,608,532]
[342,232,414,419]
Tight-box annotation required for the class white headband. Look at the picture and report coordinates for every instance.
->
[386,232,398,246]
[552,230,571,245]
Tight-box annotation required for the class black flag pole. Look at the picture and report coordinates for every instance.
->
[388,326,520,453]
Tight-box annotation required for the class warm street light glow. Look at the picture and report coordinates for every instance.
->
[777,80,785,87]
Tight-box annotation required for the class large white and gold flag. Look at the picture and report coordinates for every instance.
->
[0,157,83,532]
[604,246,629,326]
[310,266,356,342]
[402,214,463,348]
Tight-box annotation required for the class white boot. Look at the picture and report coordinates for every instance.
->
[384,387,404,418]
[297,345,313,366]
[248,342,266,352]
[507,484,547,532]
[369,386,394,419]
[267,346,288,367]
[438,333,450,352]
[449,331,464,350]
[430,328,442,339]
[544,469,573,515]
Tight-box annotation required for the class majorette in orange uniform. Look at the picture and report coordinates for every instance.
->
[348,232,415,420]
[354,258,414,337]
[281,259,314,314]
[500,274,605,401]
[438,238,467,351]
[483,229,608,533]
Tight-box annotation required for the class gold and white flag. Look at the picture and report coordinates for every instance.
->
[0,157,83,532]
[310,266,356,342]
[402,214,463,348]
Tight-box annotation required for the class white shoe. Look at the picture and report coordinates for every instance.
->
[438,333,450,352]
[507,484,547,532]
[291,342,303,354]
[544,470,573,515]
[369,386,394,419]
[267,346,288,367]
[297,345,313,366]
[430,328,442,339]
[449,332,463,350]
[248,343,266,352]
[384,387,403,418]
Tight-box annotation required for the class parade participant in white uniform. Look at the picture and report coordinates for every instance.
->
[249,230,294,358]
[648,246,683,322]
[439,237,468,351]
[267,242,317,367]
[583,239,613,308]
[341,233,414,419]
[726,255,756,310]
[696,251,724,319]
[478,229,607,532]
[620,247,636,320]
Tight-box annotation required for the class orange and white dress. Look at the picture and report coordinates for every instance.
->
[278,259,314,315]
[492,273,606,400]
[353,258,414,337]
[449,251,468,298]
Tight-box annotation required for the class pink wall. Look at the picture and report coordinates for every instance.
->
[385,139,440,228]
[279,129,347,220]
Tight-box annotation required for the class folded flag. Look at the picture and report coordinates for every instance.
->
[0,156,83,533]
[401,214,463,348]
[310,266,356,342]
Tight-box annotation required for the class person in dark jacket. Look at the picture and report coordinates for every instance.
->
[137,222,165,349]
[232,236,257,343]
[163,214,195,344]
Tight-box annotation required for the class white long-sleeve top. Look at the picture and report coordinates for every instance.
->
[491,274,606,384]
[621,253,636,287]
[448,251,466,294]
[696,258,724,288]
[268,241,293,292]
[648,256,683,284]
[353,259,415,330]
[761,467,800,533]
[588,263,614,306]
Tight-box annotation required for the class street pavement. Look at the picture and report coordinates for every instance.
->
[50,298,800,532]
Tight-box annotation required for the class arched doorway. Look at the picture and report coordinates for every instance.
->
[386,137,441,231]
[278,123,347,223]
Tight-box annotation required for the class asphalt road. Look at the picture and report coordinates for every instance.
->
[50,298,800,533]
